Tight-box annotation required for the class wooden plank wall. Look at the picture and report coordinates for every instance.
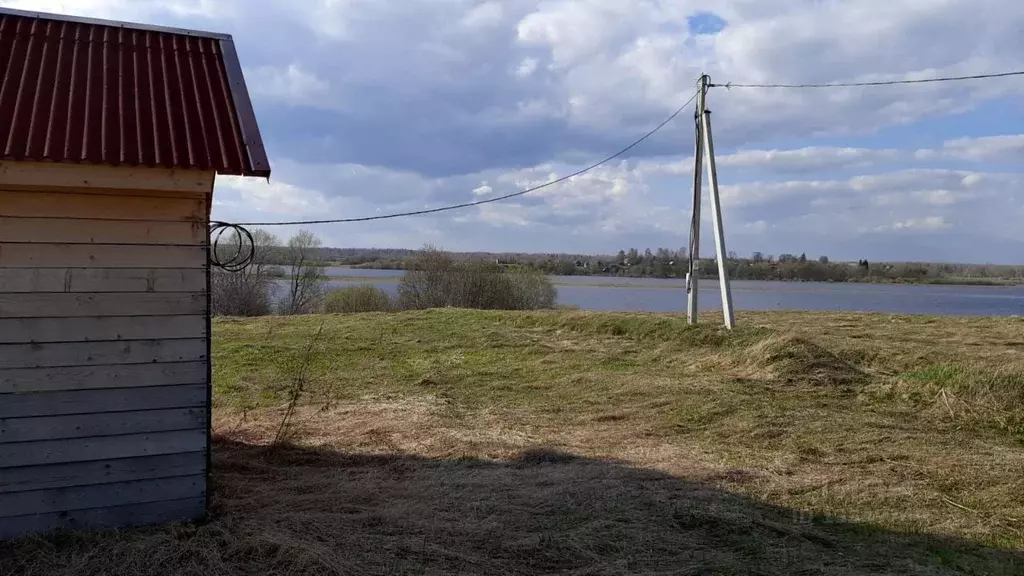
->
[0,161,214,540]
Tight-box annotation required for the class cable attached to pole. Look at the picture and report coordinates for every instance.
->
[233,89,701,228]
[708,70,1024,89]
[207,88,702,270]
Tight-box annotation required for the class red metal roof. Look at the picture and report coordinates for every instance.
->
[0,8,270,178]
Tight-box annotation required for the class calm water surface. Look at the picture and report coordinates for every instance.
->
[302,267,1024,316]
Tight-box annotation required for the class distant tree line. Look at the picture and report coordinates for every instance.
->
[289,246,1024,285]
[211,233,558,316]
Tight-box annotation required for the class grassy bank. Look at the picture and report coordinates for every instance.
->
[4,310,1024,575]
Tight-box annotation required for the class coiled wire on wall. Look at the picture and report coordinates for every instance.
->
[209,221,256,272]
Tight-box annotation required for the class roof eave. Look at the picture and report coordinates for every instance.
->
[219,37,272,179]
[0,6,233,39]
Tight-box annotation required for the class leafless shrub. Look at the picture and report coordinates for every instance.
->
[211,229,281,316]
[272,321,326,446]
[397,246,556,311]
[279,230,328,315]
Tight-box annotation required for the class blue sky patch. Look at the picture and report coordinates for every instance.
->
[687,12,727,35]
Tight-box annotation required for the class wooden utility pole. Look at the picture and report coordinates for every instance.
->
[686,74,735,329]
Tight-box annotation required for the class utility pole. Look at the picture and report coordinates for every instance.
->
[687,74,735,329]
[686,85,703,324]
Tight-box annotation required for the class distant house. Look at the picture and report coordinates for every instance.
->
[0,8,269,539]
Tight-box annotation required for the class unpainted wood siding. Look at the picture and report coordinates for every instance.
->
[0,161,214,540]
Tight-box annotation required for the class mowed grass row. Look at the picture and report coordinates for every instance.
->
[6,310,1024,575]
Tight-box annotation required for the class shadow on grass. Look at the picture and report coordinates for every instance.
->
[3,437,1021,576]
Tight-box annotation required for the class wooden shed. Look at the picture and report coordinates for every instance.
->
[0,8,270,539]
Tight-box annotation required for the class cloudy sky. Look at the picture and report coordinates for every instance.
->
[7,1,1024,262]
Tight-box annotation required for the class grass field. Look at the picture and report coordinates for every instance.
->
[4,310,1024,575]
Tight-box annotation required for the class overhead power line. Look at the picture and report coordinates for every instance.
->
[709,69,1024,89]
[236,88,701,227]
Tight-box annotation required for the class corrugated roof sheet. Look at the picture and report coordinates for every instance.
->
[0,8,270,178]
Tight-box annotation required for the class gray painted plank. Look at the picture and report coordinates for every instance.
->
[0,452,206,494]
[0,188,205,221]
[0,316,207,344]
[0,384,206,418]
[0,244,206,268]
[0,161,213,195]
[0,338,206,369]
[0,268,207,293]
[0,497,206,540]
[0,407,207,443]
[0,474,205,518]
[0,217,206,246]
[0,293,206,318]
[0,429,206,468]
[0,361,207,394]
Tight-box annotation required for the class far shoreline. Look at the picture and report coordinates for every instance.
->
[286,270,1023,289]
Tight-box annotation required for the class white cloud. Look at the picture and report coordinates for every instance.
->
[300,0,360,40]
[870,188,971,207]
[3,0,235,20]
[246,64,331,108]
[919,190,958,206]
[460,202,531,227]
[492,161,643,212]
[638,146,905,177]
[513,0,1024,139]
[918,134,1024,162]
[719,147,902,172]
[472,184,494,196]
[460,1,504,28]
[2,0,127,16]
[215,176,329,216]
[515,58,539,78]
[875,216,950,232]
[742,220,768,233]
[723,169,1019,210]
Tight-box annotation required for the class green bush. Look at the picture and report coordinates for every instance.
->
[397,247,557,311]
[324,285,392,313]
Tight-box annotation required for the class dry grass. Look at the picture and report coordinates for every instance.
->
[3,310,1024,575]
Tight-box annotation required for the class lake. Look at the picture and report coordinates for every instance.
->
[287,267,1024,316]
